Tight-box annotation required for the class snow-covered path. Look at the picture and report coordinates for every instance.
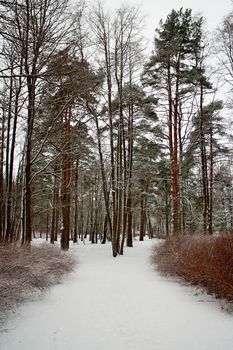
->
[1,240,233,350]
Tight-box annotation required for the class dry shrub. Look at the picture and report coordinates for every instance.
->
[0,242,76,325]
[152,235,233,301]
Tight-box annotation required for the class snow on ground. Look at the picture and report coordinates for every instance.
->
[0,239,233,350]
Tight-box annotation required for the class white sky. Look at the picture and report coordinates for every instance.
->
[101,0,232,43]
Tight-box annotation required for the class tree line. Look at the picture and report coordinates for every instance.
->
[0,0,233,256]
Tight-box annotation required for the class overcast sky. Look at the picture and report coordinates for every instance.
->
[101,0,232,43]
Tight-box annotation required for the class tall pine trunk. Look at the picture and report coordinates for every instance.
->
[6,73,22,242]
[24,79,36,243]
[60,108,72,250]
[50,163,59,244]
[208,119,213,234]
[73,158,79,243]
[200,83,209,233]
[0,103,5,241]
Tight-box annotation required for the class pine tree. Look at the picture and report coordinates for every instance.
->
[142,8,205,235]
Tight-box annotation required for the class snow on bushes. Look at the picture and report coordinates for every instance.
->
[0,242,75,325]
[152,235,233,301]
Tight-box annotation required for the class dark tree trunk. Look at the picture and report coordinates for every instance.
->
[73,158,79,243]
[126,192,133,247]
[101,213,108,244]
[165,183,170,237]
[171,61,180,235]
[60,108,72,250]
[7,73,22,242]
[24,80,36,244]
[0,105,5,241]
[94,113,112,240]
[167,62,174,236]
[208,120,213,235]
[200,83,209,233]
[4,73,13,242]
[60,155,71,250]
[126,95,134,248]
[147,215,153,239]
[46,200,49,241]
[139,179,146,241]
[50,164,59,244]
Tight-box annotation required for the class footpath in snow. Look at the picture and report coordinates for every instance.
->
[0,239,233,350]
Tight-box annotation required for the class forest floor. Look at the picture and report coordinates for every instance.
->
[0,239,233,350]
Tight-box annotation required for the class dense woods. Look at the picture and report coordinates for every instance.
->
[0,0,233,257]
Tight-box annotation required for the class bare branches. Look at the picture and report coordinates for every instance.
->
[0,242,75,325]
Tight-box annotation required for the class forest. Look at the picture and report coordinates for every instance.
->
[0,0,233,259]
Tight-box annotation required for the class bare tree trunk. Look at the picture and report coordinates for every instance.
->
[50,185,56,244]
[60,155,71,250]
[20,153,26,243]
[126,192,133,246]
[200,83,209,233]
[139,179,146,241]
[7,72,22,242]
[24,80,36,243]
[147,214,153,238]
[50,163,59,244]
[115,123,123,255]
[178,102,184,234]
[46,199,49,241]
[101,213,108,244]
[165,182,170,237]
[126,64,134,248]
[120,124,128,255]
[100,9,116,255]
[208,119,213,234]
[94,112,112,238]
[4,72,13,242]
[91,7,117,255]
[167,62,173,236]
[0,104,5,241]
[73,158,79,243]
[60,107,72,250]
[171,62,180,235]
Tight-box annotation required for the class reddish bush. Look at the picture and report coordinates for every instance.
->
[152,235,233,301]
[0,242,76,325]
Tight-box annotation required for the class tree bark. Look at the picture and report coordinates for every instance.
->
[139,179,146,241]
[0,104,5,241]
[200,83,209,233]
[60,107,72,250]
[208,118,213,234]
[50,163,59,244]
[73,158,79,243]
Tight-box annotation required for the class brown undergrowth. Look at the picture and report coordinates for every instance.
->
[152,235,233,303]
[0,242,76,325]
